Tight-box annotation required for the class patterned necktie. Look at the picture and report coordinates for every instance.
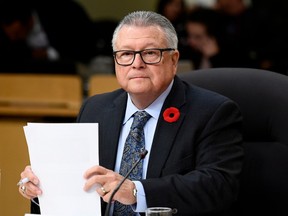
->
[113,111,151,216]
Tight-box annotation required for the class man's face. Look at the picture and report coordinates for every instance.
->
[114,25,179,100]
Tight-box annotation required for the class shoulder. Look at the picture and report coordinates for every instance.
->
[174,76,241,116]
[175,75,232,105]
[77,89,126,121]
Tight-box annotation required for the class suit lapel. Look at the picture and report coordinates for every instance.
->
[100,77,188,177]
[147,77,187,178]
[99,92,127,170]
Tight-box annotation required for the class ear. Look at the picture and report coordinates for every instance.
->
[172,50,180,67]
[171,50,180,74]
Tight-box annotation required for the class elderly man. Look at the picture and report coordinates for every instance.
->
[19,11,243,215]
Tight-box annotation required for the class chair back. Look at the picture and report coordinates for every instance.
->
[179,68,288,216]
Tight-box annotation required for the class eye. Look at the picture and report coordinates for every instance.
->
[145,50,157,55]
[119,51,134,58]
[143,50,157,56]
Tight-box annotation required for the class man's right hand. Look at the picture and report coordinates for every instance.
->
[18,166,42,199]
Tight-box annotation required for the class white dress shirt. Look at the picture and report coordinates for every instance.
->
[113,80,173,213]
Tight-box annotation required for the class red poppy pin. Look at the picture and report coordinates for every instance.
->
[163,107,180,123]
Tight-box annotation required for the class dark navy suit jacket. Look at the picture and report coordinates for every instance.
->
[75,76,243,215]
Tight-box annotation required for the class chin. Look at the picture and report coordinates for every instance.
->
[128,85,151,95]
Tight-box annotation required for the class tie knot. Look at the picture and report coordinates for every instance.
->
[131,111,151,130]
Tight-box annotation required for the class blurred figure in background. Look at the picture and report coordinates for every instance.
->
[0,0,97,74]
[214,0,262,70]
[156,0,189,58]
[185,0,216,11]
[215,0,248,15]
[185,8,233,69]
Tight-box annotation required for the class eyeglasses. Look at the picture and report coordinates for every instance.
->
[113,48,175,66]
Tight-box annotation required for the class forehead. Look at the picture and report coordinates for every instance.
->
[115,25,167,49]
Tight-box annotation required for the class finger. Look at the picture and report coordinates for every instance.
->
[20,166,40,185]
[25,181,42,196]
[83,165,108,179]
[83,174,104,192]
[96,186,110,197]
[19,185,34,199]
[18,181,42,199]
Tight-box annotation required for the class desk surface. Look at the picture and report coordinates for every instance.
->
[0,106,79,117]
[0,100,80,117]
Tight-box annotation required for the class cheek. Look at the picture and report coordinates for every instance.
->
[115,68,128,87]
[152,69,174,88]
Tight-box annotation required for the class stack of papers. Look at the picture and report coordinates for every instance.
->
[24,123,101,216]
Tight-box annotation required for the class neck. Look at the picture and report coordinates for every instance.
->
[128,80,174,109]
[130,94,156,110]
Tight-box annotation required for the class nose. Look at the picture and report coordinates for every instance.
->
[132,53,146,67]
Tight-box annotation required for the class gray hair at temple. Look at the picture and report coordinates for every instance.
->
[112,11,178,51]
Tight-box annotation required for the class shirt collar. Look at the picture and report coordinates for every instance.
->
[123,79,174,124]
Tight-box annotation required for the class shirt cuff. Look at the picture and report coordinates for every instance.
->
[132,180,147,212]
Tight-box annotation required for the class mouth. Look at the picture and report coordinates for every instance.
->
[129,75,148,80]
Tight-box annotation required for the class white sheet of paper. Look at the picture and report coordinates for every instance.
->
[24,123,101,216]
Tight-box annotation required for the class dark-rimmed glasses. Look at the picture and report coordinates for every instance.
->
[113,48,175,66]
